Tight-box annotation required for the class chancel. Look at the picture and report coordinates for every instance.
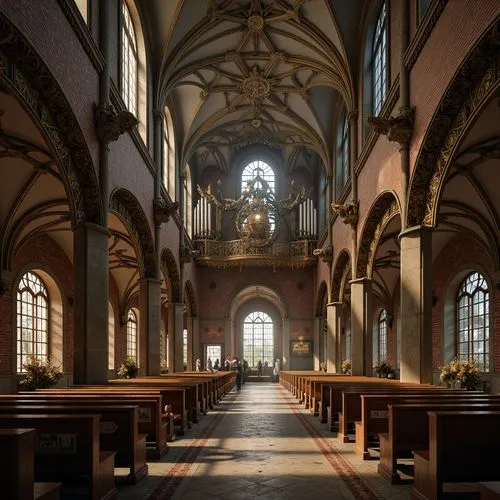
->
[0,1,499,499]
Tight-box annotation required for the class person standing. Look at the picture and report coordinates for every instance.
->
[214,358,220,371]
[207,357,213,373]
[257,359,262,379]
[195,359,201,372]
[242,359,248,384]
[273,358,280,383]
[236,360,243,391]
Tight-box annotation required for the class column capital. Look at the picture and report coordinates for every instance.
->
[139,277,162,285]
[72,220,110,237]
[326,301,343,308]
[347,109,358,123]
[349,277,372,285]
[153,109,164,121]
[399,224,434,239]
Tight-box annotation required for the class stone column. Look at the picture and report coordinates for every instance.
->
[400,227,432,383]
[139,278,161,375]
[172,303,185,373]
[350,278,372,376]
[73,222,109,384]
[224,317,231,360]
[192,317,200,367]
[313,317,321,370]
[282,317,290,370]
[326,302,342,373]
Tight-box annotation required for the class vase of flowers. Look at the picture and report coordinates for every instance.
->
[19,356,63,391]
[341,359,352,375]
[375,361,394,378]
[439,358,482,390]
[117,357,139,379]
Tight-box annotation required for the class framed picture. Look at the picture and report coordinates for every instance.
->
[290,340,312,357]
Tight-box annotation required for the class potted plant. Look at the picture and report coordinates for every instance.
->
[341,359,352,375]
[19,356,63,391]
[117,357,139,379]
[375,360,394,378]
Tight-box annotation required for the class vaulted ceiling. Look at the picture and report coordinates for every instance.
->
[140,0,363,177]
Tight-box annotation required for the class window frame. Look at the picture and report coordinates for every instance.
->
[243,311,274,368]
[16,271,50,373]
[378,309,388,364]
[120,0,139,116]
[456,272,490,372]
[336,110,349,196]
[372,0,388,116]
[126,308,138,361]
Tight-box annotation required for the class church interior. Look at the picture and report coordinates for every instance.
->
[1,0,500,499]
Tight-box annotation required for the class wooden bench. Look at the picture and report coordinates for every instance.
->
[356,393,498,460]
[1,428,61,500]
[480,482,500,500]
[0,404,147,484]
[376,402,500,485]
[0,413,116,500]
[412,411,500,500]
[3,393,169,459]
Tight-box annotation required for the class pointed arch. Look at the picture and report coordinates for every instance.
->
[160,248,181,303]
[331,249,351,303]
[407,18,500,228]
[356,191,401,279]
[316,281,328,318]
[184,280,197,317]
[109,189,156,278]
[0,12,102,225]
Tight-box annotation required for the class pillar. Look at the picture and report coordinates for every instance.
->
[313,317,321,370]
[350,278,372,376]
[192,317,200,367]
[139,278,161,375]
[224,317,231,360]
[73,222,109,384]
[170,303,185,373]
[282,317,290,370]
[400,227,432,383]
[326,302,342,373]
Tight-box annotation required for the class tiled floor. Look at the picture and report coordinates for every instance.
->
[117,383,412,499]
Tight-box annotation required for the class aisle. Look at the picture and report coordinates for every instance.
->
[138,383,411,500]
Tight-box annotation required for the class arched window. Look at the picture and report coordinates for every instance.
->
[163,108,176,199]
[457,272,489,371]
[241,160,275,195]
[336,110,349,193]
[378,309,388,363]
[373,1,388,116]
[17,271,49,372]
[126,309,138,361]
[183,164,193,236]
[243,311,274,367]
[121,0,138,116]
[183,328,188,367]
[108,302,115,370]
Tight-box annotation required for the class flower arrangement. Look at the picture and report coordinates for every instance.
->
[440,358,482,390]
[19,356,63,391]
[341,359,352,375]
[160,359,169,374]
[375,361,394,378]
[117,357,139,379]
[319,362,327,372]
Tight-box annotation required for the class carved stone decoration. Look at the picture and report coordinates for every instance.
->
[247,15,265,32]
[356,193,400,279]
[109,189,157,279]
[407,19,500,228]
[0,12,102,224]
[331,200,359,228]
[367,106,415,145]
[313,245,333,264]
[180,245,200,264]
[331,250,351,303]
[160,248,181,303]
[153,198,179,225]
[95,103,138,144]
[240,66,272,100]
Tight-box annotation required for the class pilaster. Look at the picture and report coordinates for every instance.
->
[326,302,343,373]
[139,278,161,375]
[350,278,373,376]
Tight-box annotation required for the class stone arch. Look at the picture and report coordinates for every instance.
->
[184,280,197,317]
[160,248,181,303]
[109,189,156,278]
[331,249,351,302]
[0,12,102,225]
[356,191,401,279]
[229,283,288,319]
[407,18,500,228]
[315,281,328,317]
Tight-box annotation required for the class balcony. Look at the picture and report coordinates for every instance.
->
[193,239,318,269]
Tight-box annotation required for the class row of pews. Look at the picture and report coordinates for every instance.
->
[280,371,500,500]
[2,370,235,499]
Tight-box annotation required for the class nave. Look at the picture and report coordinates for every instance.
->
[120,383,410,500]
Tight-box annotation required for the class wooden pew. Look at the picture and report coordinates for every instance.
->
[412,411,500,500]
[0,404,147,483]
[377,401,500,485]
[480,482,500,500]
[357,393,497,461]
[2,394,169,459]
[0,414,116,500]
[1,428,61,500]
